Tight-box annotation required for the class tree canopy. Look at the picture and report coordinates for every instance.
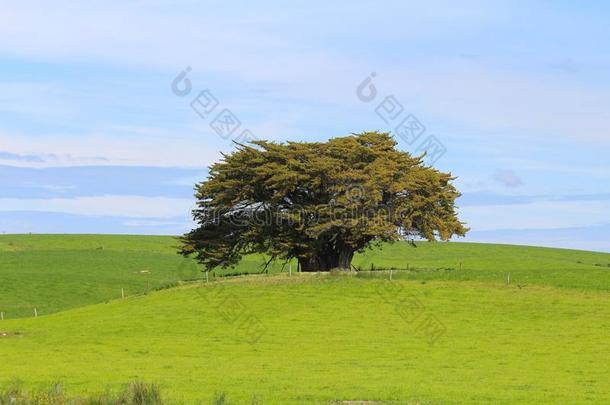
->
[180,132,468,271]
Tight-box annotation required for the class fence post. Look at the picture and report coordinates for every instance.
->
[390,269,393,281]
[1,312,3,321]
[34,308,38,317]
[121,288,125,299]
[507,273,510,285]
[206,271,209,283]
[289,264,292,277]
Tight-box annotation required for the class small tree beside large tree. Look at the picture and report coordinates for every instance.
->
[180,132,467,272]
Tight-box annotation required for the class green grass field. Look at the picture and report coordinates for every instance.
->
[1,234,608,319]
[1,235,609,403]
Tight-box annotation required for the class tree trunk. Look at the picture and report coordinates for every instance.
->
[298,256,326,272]
[298,246,354,272]
[337,247,354,270]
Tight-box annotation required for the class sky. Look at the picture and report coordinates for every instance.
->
[0,0,609,252]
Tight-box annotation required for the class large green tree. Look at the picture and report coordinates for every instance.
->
[180,132,467,271]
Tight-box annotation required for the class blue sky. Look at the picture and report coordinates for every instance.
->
[0,1,609,252]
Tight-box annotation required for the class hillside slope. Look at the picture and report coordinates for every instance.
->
[1,275,608,403]
[1,234,609,318]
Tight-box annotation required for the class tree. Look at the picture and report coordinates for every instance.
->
[179,132,468,272]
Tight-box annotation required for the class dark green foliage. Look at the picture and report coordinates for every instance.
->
[181,132,467,271]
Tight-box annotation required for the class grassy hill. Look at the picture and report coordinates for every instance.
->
[0,235,609,403]
[1,274,609,403]
[0,234,608,318]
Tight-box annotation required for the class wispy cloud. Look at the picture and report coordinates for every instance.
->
[0,165,205,198]
[123,219,190,227]
[0,151,46,163]
[460,200,610,231]
[0,129,221,168]
[495,158,610,180]
[492,169,523,188]
[380,63,610,145]
[0,211,191,235]
[3,2,610,145]
[464,223,610,253]
[0,196,195,218]
[1,0,609,250]
[459,191,610,207]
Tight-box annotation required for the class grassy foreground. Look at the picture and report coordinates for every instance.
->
[1,274,609,403]
[1,234,609,318]
[1,235,609,403]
